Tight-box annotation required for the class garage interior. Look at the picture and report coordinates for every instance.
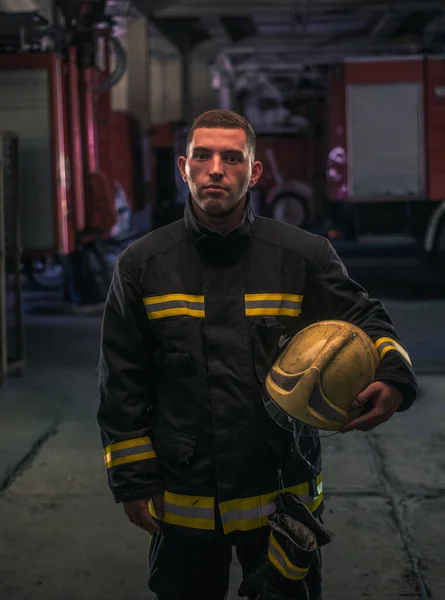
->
[0,1,445,599]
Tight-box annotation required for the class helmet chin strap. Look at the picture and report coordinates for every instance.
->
[291,419,340,474]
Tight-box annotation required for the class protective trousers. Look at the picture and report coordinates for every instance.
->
[147,526,323,600]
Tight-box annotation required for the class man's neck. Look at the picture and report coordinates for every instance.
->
[192,196,247,234]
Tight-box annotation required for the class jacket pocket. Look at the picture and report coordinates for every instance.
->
[152,316,196,376]
[251,316,286,383]
[155,351,195,375]
[154,426,197,468]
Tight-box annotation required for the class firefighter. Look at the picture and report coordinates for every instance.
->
[97,109,418,600]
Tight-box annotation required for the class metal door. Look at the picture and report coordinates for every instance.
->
[347,82,424,199]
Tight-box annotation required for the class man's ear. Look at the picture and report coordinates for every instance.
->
[178,156,187,181]
[249,160,263,187]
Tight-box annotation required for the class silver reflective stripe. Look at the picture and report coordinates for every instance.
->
[164,501,214,520]
[269,538,307,580]
[308,383,346,423]
[375,337,411,364]
[146,300,204,313]
[377,341,395,352]
[246,300,302,310]
[221,501,275,527]
[108,443,153,462]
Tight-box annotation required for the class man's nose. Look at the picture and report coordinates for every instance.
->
[209,155,224,178]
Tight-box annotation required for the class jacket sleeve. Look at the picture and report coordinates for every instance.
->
[97,251,163,503]
[301,237,418,412]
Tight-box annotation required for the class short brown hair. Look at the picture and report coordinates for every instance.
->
[186,109,256,159]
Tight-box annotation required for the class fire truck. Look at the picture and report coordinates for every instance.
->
[325,55,445,270]
[229,55,445,269]
[151,55,445,273]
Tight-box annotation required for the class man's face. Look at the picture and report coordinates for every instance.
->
[178,128,262,217]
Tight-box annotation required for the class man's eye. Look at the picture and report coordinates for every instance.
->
[195,153,209,160]
[226,155,240,163]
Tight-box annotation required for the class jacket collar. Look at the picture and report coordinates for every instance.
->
[183,192,255,264]
[184,191,255,244]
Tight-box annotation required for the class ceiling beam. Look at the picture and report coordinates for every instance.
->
[226,36,425,56]
[231,47,424,69]
[151,1,445,19]
[226,32,424,50]
[132,0,181,18]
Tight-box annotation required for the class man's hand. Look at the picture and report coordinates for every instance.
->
[340,381,403,433]
[123,493,165,533]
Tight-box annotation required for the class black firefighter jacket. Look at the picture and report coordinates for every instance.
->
[97,194,418,544]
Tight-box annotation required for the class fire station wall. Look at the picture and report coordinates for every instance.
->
[149,52,217,125]
[149,55,181,124]
[111,18,150,129]
[111,17,216,127]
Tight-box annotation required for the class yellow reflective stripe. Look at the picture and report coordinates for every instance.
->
[219,477,323,534]
[143,294,205,320]
[164,491,214,509]
[270,535,305,573]
[380,345,400,361]
[269,534,309,580]
[104,436,157,468]
[144,477,323,534]
[148,491,215,531]
[104,437,151,455]
[246,308,301,317]
[162,513,215,530]
[220,481,309,515]
[375,337,412,365]
[245,294,304,302]
[305,493,323,514]
[106,451,156,468]
[269,550,306,581]
[143,294,205,304]
[147,307,205,320]
[245,293,303,317]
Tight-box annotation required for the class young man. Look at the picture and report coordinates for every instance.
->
[97,109,417,600]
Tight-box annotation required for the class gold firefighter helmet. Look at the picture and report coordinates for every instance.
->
[263,320,380,431]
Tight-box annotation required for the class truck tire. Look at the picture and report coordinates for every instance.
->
[271,194,308,229]
[24,257,64,291]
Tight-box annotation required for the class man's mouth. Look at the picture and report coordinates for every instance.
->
[204,185,226,191]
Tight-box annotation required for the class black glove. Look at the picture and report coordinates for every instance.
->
[274,492,332,548]
[238,492,331,600]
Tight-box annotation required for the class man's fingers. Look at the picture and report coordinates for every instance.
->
[138,510,161,534]
[123,500,161,533]
[351,383,380,409]
[129,509,160,533]
[341,408,389,433]
[152,493,165,520]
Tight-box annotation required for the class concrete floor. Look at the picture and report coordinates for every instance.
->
[0,285,444,600]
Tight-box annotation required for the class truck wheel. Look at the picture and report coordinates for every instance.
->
[24,257,64,291]
[271,194,308,229]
